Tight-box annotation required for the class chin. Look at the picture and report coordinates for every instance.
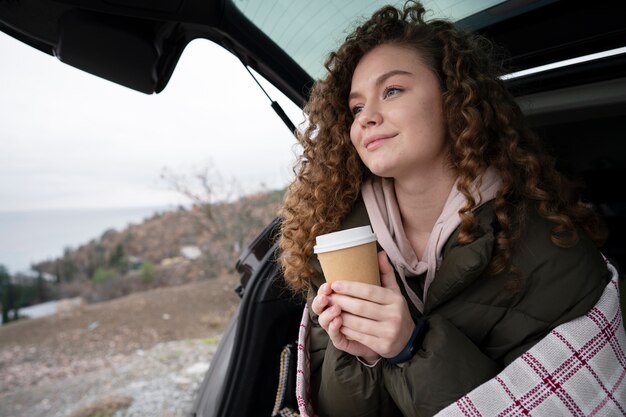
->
[366,163,394,179]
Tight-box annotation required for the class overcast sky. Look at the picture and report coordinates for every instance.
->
[0,32,305,212]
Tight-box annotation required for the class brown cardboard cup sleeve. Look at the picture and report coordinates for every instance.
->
[313,226,380,286]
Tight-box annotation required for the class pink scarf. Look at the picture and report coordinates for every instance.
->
[361,167,502,312]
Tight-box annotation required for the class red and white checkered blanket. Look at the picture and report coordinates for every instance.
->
[296,261,625,417]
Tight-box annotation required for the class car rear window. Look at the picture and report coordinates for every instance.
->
[233,0,506,79]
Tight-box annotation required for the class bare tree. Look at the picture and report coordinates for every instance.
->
[161,162,281,272]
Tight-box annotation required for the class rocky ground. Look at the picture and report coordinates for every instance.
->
[0,275,241,417]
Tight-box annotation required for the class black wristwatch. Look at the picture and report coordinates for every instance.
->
[387,318,428,365]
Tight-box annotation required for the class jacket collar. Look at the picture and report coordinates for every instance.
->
[424,203,496,312]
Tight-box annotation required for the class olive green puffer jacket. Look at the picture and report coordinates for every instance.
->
[307,198,610,417]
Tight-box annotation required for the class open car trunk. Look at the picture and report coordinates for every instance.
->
[190,218,305,416]
[1,1,624,416]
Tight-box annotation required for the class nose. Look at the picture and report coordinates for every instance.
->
[357,104,382,128]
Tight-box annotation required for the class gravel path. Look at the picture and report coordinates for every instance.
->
[0,277,241,417]
[0,337,219,417]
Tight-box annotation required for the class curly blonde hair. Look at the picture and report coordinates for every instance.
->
[279,1,606,293]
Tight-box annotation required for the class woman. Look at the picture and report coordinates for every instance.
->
[279,2,611,416]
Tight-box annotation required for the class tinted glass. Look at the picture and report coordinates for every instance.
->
[233,0,506,79]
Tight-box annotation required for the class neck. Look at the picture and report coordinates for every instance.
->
[393,165,457,239]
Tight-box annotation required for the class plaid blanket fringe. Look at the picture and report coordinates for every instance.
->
[296,261,625,417]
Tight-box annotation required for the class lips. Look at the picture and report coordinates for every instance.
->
[363,133,397,150]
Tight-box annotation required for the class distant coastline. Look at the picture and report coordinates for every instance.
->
[0,205,175,274]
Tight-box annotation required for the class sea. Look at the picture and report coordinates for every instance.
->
[0,205,173,275]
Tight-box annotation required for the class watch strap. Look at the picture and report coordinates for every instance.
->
[387,318,427,365]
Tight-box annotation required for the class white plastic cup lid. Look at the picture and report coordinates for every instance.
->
[313,225,377,253]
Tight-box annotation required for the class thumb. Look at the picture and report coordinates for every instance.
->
[378,251,399,291]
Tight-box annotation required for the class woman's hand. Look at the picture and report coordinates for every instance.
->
[312,279,380,363]
[312,251,415,363]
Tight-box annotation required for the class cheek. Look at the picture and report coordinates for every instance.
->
[430,110,447,150]
[413,102,445,144]
[349,122,360,148]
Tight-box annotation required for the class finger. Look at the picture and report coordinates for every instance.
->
[340,324,372,342]
[330,293,386,321]
[328,315,343,334]
[378,251,393,275]
[331,291,406,325]
[378,252,400,291]
[340,311,379,337]
[327,316,382,361]
[339,325,381,352]
[317,304,341,331]
[312,283,335,315]
[318,282,332,295]
[311,293,329,316]
[327,315,350,349]
[330,280,392,305]
[340,314,406,358]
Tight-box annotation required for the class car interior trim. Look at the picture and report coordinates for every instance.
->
[503,46,626,80]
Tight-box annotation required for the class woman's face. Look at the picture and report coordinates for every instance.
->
[348,43,447,181]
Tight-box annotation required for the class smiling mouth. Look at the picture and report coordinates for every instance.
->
[364,134,397,150]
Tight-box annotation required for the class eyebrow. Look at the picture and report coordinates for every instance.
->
[349,69,414,101]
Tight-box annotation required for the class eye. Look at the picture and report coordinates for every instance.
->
[351,104,363,116]
[384,86,402,98]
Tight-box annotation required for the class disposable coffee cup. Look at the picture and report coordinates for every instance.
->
[313,225,380,286]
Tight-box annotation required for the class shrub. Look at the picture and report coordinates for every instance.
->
[108,244,129,272]
[140,261,155,283]
[91,267,114,285]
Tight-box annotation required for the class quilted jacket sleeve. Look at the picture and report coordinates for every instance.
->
[483,217,611,366]
[382,314,499,417]
[307,274,403,417]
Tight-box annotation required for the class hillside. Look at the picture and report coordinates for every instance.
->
[28,188,284,303]
[0,189,285,416]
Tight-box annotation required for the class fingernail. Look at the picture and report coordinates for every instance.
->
[332,282,343,291]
